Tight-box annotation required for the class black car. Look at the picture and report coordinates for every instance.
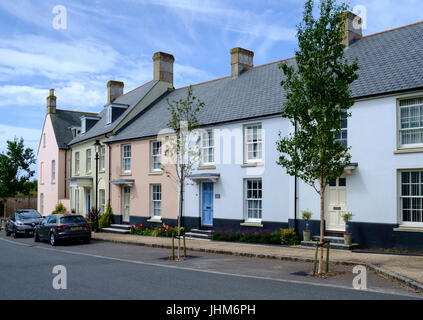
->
[34,214,91,246]
[6,209,43,238]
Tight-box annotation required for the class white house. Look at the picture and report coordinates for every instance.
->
[105,14,423,250]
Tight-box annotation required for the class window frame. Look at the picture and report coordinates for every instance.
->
[334,111,348,148]
[200,129,215,165]
[244,178,263,222]
[122,144,131,174]
[399,170,423,226]
[100,146,106,171]
[106,106,112,125]
[86,148,92,173]
[151,184,162,219]
[51,160,56,183]
[75,152,80,175]
[151,140,162,172]
[244,123,263,163]
[397,97,423,149]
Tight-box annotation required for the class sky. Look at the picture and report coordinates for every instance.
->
[0,0,422,175]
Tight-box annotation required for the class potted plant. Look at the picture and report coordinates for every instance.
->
[341,212,354,245]
[301,210,312,241]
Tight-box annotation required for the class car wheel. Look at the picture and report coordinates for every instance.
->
[50,233,57,246]
[34,231,40,242]
[13,229,18,239]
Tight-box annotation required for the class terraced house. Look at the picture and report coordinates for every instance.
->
[101,14,423,250]
[67,52,174,217]
[39,14,423,250]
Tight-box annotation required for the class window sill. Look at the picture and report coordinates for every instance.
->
[241,162,264,168]
[149,170,163,176]
[394,147,423,154]
[240,221,263,228]
[99,170,105,173]
[121,172,132,176]
[197,165,216,170]
[147,218,162,223]
[394,226,423,233]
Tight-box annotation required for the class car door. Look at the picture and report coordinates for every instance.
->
[39,216,51,239]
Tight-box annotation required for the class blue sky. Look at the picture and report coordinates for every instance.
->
[0,0,422,161]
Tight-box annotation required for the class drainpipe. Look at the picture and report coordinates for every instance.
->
[107,142,111,204]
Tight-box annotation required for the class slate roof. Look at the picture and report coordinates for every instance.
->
[106,21,423,143]
[50,109,97,150]
[68,80,159,145]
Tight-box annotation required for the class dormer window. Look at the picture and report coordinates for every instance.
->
[105,103,128,126]
[80,115,100,133]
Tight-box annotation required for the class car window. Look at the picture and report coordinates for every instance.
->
[47,216,57,224]
[60,216,86,224]
[16,211,42,219]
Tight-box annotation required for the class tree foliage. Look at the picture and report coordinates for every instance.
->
[0,137,36,199]
[277,0,358,189]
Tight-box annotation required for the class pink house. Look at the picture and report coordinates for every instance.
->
[37,89,96,216]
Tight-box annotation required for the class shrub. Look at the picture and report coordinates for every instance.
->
[301,210,312,220]
[98,203,113,230]
[52,202,67,215]
[87,207,100,230]
[281,228,299,245]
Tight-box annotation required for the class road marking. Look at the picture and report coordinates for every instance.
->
[0,236,420,299]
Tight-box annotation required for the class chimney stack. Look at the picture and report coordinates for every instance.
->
[153,52,175,86]
[230,47,254,77]
[47,89,56,114]
[341,11,362,46]
[107,80,124,103]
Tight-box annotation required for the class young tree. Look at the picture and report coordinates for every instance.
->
[165,86,204,260]
[0,137,36,200]
[276,0,359,274]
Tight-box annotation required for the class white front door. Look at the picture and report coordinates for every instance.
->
[325,178,347,231]
[122,186,131,223]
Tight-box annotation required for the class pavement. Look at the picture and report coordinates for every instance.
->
[0,233,422,300]
[92,232,423,291]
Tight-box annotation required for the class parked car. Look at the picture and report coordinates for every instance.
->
[5,209,43,238]
[34,214,91,246]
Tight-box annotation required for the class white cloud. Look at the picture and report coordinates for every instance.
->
[0,124,41,155]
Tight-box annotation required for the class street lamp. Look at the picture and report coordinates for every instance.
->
[93,139,101,232]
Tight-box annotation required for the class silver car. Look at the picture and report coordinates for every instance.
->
[5,209,43,238]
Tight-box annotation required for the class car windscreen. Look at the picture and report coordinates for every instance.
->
[59,216,87,224]
[16,211,42,219]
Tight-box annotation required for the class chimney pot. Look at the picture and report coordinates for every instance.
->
[340,11,362,46]
[230,47,254,77]
[47,88,56,114]
[153,52,175,86]
[107,80,124,103]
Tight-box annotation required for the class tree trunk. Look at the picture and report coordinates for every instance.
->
[318,176,325,274]
[177,178,183,260]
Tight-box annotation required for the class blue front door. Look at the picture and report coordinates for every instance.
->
[201,182,214,226]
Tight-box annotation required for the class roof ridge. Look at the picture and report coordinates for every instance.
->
[114,80,156,100]
[56,109,97,115]
[174,56,296,91]
[358,20,423,40]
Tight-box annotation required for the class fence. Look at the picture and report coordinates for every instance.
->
[2,196,37,219]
